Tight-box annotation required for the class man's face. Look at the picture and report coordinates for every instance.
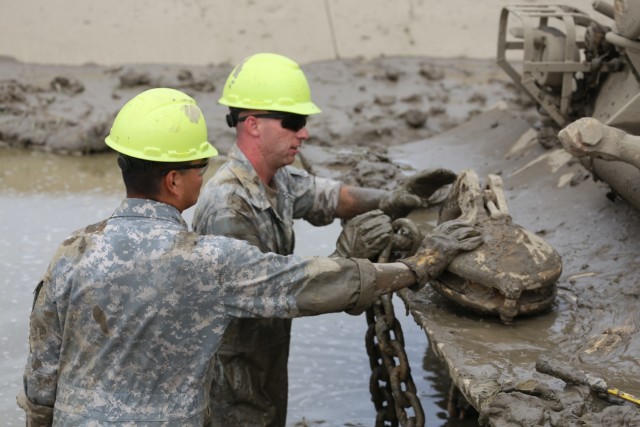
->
[257,115,309,170]
[168,160,209,211]
[185,163,209,209]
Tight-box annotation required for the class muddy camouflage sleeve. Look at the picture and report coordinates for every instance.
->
[198,236,378,317]
[288,169,342,226]
[17,199,379,423]
[18,278,63,425]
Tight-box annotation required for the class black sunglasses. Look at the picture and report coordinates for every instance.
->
[237,112,307,132]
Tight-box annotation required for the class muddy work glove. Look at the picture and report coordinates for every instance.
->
[332,210,393,260]
[398,219,483,290]
[379,168,457,219]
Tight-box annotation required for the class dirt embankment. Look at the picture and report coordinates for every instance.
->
[0,55,536,159]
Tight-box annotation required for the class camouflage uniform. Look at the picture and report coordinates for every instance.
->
[191,144,342,427]
[18,198,376,426]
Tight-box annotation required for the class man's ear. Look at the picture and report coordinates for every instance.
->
[163,170,181,196]
[242,115,261,137]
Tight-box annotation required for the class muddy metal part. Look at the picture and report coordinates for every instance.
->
[497,1,640,211]
[431,170,562,324]
[302,4,640,417]
[558,116,640,172]
[536,356,640,407]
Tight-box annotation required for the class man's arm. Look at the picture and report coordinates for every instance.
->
[334,185,387,219]
[293,219,483,316]
[373,262,418,294]
[334,168,458,220]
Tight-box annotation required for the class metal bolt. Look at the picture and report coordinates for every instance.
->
[576,119,603,146]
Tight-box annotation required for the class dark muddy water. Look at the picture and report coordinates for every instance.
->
[0,147,473,426]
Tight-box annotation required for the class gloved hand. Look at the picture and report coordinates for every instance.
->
[380,168,457,219]
[398,219,483,290]
[332,210,393,259]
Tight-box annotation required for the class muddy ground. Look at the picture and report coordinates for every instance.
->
[0,55,538,156]
[2,55,639,426]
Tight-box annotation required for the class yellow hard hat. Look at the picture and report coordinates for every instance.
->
[219,52,321,116]
[105,88,218,162]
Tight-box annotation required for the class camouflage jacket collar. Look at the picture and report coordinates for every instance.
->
[227,144,289,213]
[111,198,188,229]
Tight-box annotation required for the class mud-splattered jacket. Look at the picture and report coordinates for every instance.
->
[18,198,376,426]
[193,144,342,254]
[191,144,343,426]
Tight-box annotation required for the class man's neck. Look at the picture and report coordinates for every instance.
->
[237,142,277,187]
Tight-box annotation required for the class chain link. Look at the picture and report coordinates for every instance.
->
[365,294,425,427]
[365,218,425,426]
[366,303,398,426]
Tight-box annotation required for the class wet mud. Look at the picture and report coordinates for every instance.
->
[0,55,535,155]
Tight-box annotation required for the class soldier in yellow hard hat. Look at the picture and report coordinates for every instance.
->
[192,53,470,426]
[17,87,482,425]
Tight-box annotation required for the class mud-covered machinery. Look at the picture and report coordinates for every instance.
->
[497,1,640,210]
[497,1,640,129]
[432,170,562,325]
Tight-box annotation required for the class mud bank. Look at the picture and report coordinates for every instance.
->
[0,55,535,155]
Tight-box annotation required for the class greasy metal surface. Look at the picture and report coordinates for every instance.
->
[559,117,640,171]
[585,67,640,214]
[391,108,640,421]
[301,107,640,423]
[468,3,640,421]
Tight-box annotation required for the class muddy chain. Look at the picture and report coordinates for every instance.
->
[365,219,425,427]
[365,295,424,427]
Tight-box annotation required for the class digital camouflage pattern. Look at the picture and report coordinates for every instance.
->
[18,198,376,425]
[191,144,343,427]
[193,144,342,253]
